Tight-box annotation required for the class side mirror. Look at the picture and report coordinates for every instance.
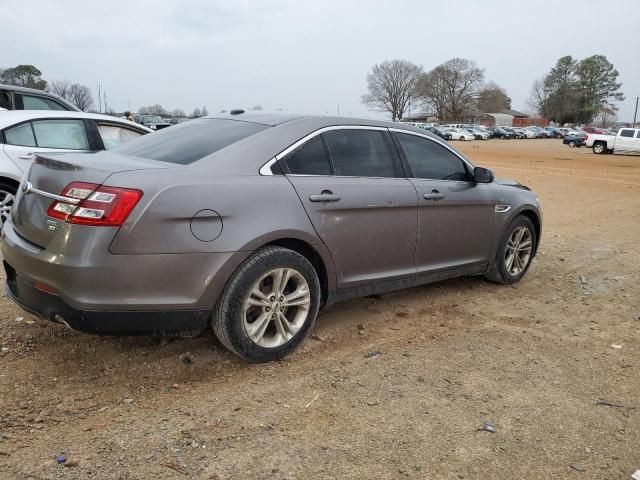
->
[473,166,494,183]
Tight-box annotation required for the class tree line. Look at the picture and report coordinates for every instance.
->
[0,64,208,118]
[363,55,624,125]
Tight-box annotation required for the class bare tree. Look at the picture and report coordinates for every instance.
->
[139,104,167,115]
[527,78,548,116]
[48,80,94,111]
[201,105,209,116]
[48,79,72,99]
[68,84,94,111]
[171,108,186,117]
[191,107,202,118]
[594,106,617,128]
[415,58,484,122]
[361,60,422,121]
[250,105,263,110]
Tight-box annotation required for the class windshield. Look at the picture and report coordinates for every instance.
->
[113,118,269,165]
[142,115,163,123]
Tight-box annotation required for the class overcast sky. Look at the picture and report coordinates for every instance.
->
[1,0,638,120]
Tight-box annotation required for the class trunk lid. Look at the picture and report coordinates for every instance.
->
[12,151,167,248]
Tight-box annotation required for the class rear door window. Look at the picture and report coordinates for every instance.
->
[31,119,89,149]
[620,129,635,138]
[4,123,37,147]
[97,123,145,149]
[322,129,397,178]
[20,94,68,111]
[284,135,331,175]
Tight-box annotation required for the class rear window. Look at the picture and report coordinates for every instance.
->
[112,118,269,164]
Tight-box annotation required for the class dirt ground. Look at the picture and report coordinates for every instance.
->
[1,139,639,480]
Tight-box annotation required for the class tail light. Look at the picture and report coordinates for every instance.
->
[584,134,589,141]
[47,182,143,226]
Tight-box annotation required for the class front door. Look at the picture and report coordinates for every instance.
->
[281,128,418,289]
[392,130,495,273]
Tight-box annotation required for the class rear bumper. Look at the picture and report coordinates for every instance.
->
[4,263,210,335]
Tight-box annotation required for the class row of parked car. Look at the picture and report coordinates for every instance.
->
[403,122,569,142]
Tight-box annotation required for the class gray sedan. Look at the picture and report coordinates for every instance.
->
[2,112,542,362]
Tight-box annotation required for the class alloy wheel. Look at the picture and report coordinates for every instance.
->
[0,189,15,228]
[242,268,311,348]
[505,226,533,276]
[593,143,604,154]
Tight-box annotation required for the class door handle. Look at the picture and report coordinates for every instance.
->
[309,190,341,203]
[18,153,34,160]
[423,190,445,201]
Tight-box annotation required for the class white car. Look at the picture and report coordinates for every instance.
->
[585,127,640,155]
[446,128,474,141]
[0,111,151,226]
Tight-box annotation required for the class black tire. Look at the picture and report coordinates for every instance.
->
[0,180,18,229]
[592,142,606,154]
[212,246,321,363]
[485,215,537,285]
[568,141,576,147]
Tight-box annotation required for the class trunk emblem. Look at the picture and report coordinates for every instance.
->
[22,181,33,195]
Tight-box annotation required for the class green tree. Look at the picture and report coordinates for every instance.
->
[574,55,624,124]
[0,65,47,90]
[476,81,511,112]
[542,56,579,124]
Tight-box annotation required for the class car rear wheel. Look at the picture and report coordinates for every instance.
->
[212,246,320,362]
[485,215,537,285]
[592,142,606,154]
[568,141,576,147]
[0,181,17,230]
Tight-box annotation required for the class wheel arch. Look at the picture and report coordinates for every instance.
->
[0,176,20,190]
[262,237,332,307]
[518,208,541,256]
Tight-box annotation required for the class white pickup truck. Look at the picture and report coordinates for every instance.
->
[585,127,640,154]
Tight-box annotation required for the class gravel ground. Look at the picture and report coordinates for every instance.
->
[0,139,639,479]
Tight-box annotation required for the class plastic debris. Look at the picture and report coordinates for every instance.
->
[630,469,640,480]
[610,344,623,349]
[56,454,67,464]
[364,351,381,359]
[483,421,496,433]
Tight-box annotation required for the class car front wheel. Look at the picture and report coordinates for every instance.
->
[212,246,321,362]
[485,215,537,285]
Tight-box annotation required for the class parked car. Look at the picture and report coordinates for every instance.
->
[491,127,514,139]
[2,113,542,362]
[555,128,572,137]
[581,126,607,134]
[0,84,79,111]
[544,127,563,138]
[0,111,151,226]
[134,114,172,130]
[585,127,640,154]
[446,128,474,141]
[510,128,528,139]
[563,131,587,147]
[426,126,452,141]
[464,128,489,140]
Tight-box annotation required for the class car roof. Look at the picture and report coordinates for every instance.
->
[0,110,153,131]
[0,83,80,111]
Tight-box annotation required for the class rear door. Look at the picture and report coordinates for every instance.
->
[615,129,640,153]
[392,130,494,273]
[2,118,93,173]
[281,127,418,289]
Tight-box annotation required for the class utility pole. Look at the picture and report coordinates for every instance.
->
[337,104,340,116]
[633,96,639,127]
[96,83,102,113]
[103,91,107,113]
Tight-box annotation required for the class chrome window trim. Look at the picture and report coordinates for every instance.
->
[259,125,389,176]
[387,127,476,172]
